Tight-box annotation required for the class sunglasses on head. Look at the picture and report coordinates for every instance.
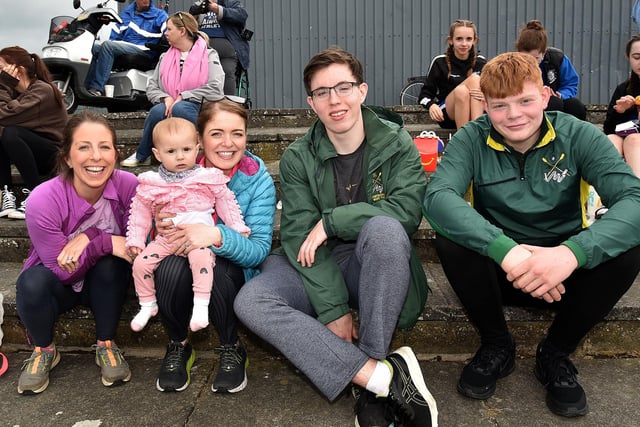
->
[198,95,251,113]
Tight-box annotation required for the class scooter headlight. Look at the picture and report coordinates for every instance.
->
[42,46,68,59]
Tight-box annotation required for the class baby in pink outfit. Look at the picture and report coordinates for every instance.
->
[126,118,249,332]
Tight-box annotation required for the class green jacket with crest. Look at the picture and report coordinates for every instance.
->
[276,105,428,328]
[424,112,640,268]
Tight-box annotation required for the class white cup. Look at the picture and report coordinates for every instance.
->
[104,84,115,98]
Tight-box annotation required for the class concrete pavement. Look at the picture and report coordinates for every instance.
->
[0,346,638,426]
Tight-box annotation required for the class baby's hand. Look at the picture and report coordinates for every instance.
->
[127,246,143,259]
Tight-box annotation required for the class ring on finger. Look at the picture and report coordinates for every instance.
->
[67,256,73,261]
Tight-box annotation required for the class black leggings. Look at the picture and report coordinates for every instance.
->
[546,96,587,121]
[154,255,245,344]
[0,125,59,189]
[15,256,132,346]
[435,234,640,353]
[209,37,239,96]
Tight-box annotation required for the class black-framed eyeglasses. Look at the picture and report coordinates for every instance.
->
[310,81,359,101]
[174,11,196,39]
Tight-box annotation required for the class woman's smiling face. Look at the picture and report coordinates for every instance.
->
[66,122,117,202]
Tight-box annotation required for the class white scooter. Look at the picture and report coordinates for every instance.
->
[42,0,163,113]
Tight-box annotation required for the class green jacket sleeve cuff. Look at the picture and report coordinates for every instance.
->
[487,234,519,264]
[322,209,335,238]
[562,240,587,268]
[317,303,350,325]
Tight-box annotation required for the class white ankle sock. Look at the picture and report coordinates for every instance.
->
[190,298,210,332]
[130,301,158,332]
[365,360,392,397]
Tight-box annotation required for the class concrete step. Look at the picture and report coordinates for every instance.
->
[106,104,608,131]
[107,104,607,162]
[113,123,447,163]
[0,209,437,263]
[1,260,639,357]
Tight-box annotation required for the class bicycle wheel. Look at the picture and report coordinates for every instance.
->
[400,81,424,105]
[236,69,250,102]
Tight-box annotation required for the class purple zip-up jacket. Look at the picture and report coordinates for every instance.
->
[22,169,138,285]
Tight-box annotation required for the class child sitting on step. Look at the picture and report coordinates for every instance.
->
[126,117,249,332]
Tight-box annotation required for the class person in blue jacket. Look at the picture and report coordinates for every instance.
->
[516,19,587,120]
[85,0,168,96]
[190,0,250,95]
[150,98,276,394]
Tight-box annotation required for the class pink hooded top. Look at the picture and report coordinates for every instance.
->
[126,166,250,249]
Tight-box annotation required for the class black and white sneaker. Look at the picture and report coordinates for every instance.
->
[384,346,438,427]
[534,339,588,417]
[211,344,248,393]
[353,385,394,427]
[156,341,195,392]
[0,185,17,217]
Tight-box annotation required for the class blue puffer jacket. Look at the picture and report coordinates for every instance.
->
[111,1,168,47]
[211,151,276,281]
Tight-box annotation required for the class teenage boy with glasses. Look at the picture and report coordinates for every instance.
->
[235,47,438,427]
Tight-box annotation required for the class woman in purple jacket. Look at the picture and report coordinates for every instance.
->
[15,111,138,395]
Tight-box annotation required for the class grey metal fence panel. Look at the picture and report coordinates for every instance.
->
[161,0,636,108]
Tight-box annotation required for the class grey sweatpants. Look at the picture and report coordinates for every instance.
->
[235,216,411,400]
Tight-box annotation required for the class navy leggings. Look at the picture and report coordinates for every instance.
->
[154,255,245,344]
[0,125,59,189]
[16,256,131,346]
[435,234,640,353]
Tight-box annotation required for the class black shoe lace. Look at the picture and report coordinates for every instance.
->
[542,352,579,387]
[354,387,395,425]
[216,345,241,372]
[163,343,185,372]
[471,343,512,375]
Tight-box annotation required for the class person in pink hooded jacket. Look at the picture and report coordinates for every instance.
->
[126,117,249,332]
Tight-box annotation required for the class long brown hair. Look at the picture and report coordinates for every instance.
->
[0,46,64,108]
[445,19,479,79]
[625,34,640,95]
[515,20,548,53]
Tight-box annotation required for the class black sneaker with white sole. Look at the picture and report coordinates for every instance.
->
[384,346,438,427]
[211,344,248,393]
[156,341,195,392]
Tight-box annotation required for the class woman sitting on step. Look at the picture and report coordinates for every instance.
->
[121,12,224,168]
[0,46,68,220]
[603,33,640,177]
[151,98,276,394]
[15,111,138,395]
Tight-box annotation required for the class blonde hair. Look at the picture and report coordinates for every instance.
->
[480,52,543,99]
[152,117,198,148]
[169,12,209,44]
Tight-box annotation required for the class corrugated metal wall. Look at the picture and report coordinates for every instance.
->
[164,0,636,108]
